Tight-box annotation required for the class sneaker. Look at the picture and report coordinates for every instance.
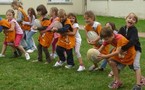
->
[77,65,85,72]
[53,61,64,67]
[108,71,114,77]
[0,54,5,57]
[25,53,30,60]
[108,81,123,89]
[132,84,142,90]
[88,65,98,71]
[65,65,74,69]
[26,49,34,53]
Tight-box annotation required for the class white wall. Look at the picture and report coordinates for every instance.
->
[87,0,145,19]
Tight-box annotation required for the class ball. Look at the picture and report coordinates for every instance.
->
[33,19,42,27]
[87,31,98,41]
[87,48,101,63]
[52,21,63,29]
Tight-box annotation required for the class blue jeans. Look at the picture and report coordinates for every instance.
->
[100,59,108,69]
[26,31,36,49]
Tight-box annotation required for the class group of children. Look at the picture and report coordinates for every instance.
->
[0,1,144,90]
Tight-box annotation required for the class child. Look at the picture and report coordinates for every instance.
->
[32,4,53,64]
[0,19,15,57]
[0,9,30,60]
[84,10,110,71]
[118,12,145,90]
[98,27,136,89]
[52,9,75,69]
[41,7,59,59]
[23,7,37,53]
[67,13,85,71]
[11,1,31,49]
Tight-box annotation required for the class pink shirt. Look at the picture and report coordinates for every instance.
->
[10,18,23,34]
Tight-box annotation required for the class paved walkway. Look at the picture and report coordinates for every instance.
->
[79,25,145,38]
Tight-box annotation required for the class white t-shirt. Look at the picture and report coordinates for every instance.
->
[73,23,82,44]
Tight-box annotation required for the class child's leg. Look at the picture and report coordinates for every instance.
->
[108,60,120,82]
[56,46,66,62]
[66,48,74,66]
[0,43,7,55]
[37,43,43,62]
[42,46,52,63]
[26,31,36,50]
[75,42,84,66]
[133,51,142,85]
[100,59,108,69]
[51,38,58,56]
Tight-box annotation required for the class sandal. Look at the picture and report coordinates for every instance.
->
[108,81,123,89]
[108,71,114,77]
[141,78,145,86]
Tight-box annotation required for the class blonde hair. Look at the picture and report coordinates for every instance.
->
[11,1,23,9]
[50,7,58,16]
[126,12,138,23]
[58,9,66,18]
[6,9,15,16]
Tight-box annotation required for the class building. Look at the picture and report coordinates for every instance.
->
[0,0,145,19]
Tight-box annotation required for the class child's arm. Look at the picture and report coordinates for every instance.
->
[7,22,15,31]
[66,27,77,35]
[52,24,71,33]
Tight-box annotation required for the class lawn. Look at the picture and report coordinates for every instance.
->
[0,15,145,90]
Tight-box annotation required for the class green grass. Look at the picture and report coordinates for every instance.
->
[0,16,145,90]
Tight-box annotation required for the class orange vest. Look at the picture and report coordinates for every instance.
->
[85,22,110,54]
[110,34,136,65]
[0,19,15,43]
[38,18,54,48]
[18,8,31,30]
[57,18,75,49]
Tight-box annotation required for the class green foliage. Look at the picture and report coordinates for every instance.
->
[0,16,145,90]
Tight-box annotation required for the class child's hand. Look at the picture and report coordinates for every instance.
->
[32,26,37,30]
[97,54,108,59]
[51,27,58,32]
[88,40,96,45]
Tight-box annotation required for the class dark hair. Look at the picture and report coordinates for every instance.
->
[105,22,117,30]
[100,26,113,38]
[6,9,15,16]
[84,10,95,21]
[36,4,47,16]
[28,7,37,21]
[67,13,78,23]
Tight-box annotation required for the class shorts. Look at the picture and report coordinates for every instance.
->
[14,34,23,47]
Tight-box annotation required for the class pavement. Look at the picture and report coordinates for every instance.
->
[79,25,145,38]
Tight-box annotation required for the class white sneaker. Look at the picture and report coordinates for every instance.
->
[26,49,34,53]
[0,54,5,57]
[65,65,74,69]
[77,65,85,72]
[25,53,30,60]
[53,61,64,67]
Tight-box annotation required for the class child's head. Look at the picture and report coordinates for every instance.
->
[125,12,138,28]
[28,7,37,18]
[58,9,67,22]
[11,1,23,10]
[105,22,117,30]
[100,27,114,43]
[6,9,15,20]
[49,7,58,17]
[84,10,95,25]
[67,13,77,24]
[36,4,48,16]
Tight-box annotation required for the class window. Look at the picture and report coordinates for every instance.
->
[48,0,72,4]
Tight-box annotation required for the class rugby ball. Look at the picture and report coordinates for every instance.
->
[52,21,63,29]
[87,31,98,41]
[33,19,42,27]
[87,48,101,63]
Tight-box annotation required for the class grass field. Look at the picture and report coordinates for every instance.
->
[0,16,145,90]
